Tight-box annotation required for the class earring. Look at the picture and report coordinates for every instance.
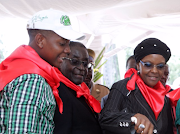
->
[137,71,140,74]
[39,43,43,48]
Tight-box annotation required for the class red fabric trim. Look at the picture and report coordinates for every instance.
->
[165,85,172,93]
[166,88,180,107]
[166,86,180,134]
[0,45,101,113]
[125,68,167,120]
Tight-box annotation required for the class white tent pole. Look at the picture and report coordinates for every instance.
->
[85,35,94,48]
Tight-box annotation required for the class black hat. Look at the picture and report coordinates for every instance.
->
[134,38,171,63]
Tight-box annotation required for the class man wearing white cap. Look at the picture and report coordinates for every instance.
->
[0,9,84,134]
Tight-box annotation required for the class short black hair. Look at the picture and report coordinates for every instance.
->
[27,29,55,43]
[69,41,86,49]
[126,55,135,68]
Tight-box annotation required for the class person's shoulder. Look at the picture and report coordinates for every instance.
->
[6,74,48,88]
[110,78,130,96]
[4,74,53,100]
[16,73,46,81]
[177,99,180,107]
[102,94,108,100]
[112,77,129,88]
[109,78,130,95]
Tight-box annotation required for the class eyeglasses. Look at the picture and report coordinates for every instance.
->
[87,62,95,69]
[62,57,88,68]
[140,60,165,70]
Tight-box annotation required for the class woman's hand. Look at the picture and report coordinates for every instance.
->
[131,113,154,134]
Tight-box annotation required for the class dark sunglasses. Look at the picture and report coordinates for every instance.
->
[87,62,95,69]
[62,57,88,68]
[140,60,165,70]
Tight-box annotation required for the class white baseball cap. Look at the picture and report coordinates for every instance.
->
[27,9,85,40]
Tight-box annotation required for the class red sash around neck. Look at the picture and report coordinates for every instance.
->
[166,87,180,107]
[0,45,101,113]
[125,68,168,120]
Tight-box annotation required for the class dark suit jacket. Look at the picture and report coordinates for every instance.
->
[53,82,103,134]
[99,77,174,134]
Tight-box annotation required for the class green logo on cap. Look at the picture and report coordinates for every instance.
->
[60,15,71,26]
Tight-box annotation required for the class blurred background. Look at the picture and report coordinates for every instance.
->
[0,0,180,89]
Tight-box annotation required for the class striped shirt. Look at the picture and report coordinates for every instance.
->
[0,74,56,134]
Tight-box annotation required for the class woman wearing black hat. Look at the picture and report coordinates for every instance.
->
[99,38,174,134]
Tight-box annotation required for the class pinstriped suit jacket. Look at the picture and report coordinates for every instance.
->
[99,77,174,134]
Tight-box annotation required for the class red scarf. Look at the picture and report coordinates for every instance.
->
[166,87,180,130]
[166,88,180,107]
[0,45,101,114]
[125,68,168,120]
[165,85,172,93]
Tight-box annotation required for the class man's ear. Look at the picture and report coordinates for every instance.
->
[35,33,45,49]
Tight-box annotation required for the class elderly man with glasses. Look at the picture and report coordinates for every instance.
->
[53,41,102,134]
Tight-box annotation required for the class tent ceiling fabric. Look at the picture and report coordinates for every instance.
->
[0,0,150,18]
[1,0,180,57]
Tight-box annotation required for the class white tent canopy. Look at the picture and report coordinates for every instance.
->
[1,0,180,87]
[1,0,180,57]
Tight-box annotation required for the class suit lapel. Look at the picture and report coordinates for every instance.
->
[133,86,158,127]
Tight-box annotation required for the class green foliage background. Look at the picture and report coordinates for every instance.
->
[93,47,107,82]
